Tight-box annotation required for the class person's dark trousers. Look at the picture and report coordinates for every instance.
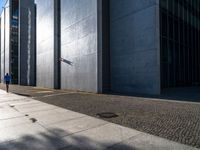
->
[6,81,9,93]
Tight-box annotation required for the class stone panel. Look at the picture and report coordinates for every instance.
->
[1,10,5,81]
[35,0,54,88]
[110,0,160,95]
[60,0,98,92]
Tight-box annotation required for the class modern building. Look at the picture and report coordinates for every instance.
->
[35,0,159,94]
[0,0,36,85]
[160,0,200,89]
[35,0,111,92]
[35,0,200,95]
[35,0,60,89]
[1,0,200,95]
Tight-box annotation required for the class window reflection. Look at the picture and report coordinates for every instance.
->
[10,0,19,84]
[160,0,200,88]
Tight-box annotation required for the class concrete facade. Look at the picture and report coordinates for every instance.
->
[1,0,164,95]
[0,0,36,85]
[0,18,2,77]
[110,0,160,95]
[0,0,199,95]
[60,0,99,92]
[59,0,161,94]
[19,0,36,86]
[36,0,106,93]
[1,0,10,81]
[35,0,55,88]
[0,10,4,81]
[35,0,161,95]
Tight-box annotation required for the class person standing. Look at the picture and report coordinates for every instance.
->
[4,73,11,93]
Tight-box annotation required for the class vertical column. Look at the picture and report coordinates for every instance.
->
[0,9,6,80]
[0,18,2,79]
[198,1,200,83]
[54,0,61,89]
[102,0,110,93]
[98,0,110,93]
[97,0,110,93]
[4,0,11,78]
[19,0,36,86]
[97,0,103,93]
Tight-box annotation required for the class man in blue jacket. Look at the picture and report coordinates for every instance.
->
[4,73,11,93]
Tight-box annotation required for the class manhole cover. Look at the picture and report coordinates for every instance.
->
[96,112,118,118]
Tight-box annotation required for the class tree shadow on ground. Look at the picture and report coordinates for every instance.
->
[0,128,137,150]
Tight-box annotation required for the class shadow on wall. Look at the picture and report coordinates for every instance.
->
[0,128,137,150]
[109,87,200,103]
[59,58,73,66]
[160,87,200,102]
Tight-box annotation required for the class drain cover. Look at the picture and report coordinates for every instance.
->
[96,112,118,118]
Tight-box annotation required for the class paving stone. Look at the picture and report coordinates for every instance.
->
[0,142,9,150]
[46,116,108,137]
[0,111,24,120]
[0,117,30,129]
[0,123,47,142]
[3,133,66,150]
[8,100,42,107]
[108,133,194,150]
[0,87,199,150]
[15,104,57,113]
[26,109,69,117]
[14,102,50,109]
[33,90,200,148]
[61,123,141,150]
[0,130,68,150]
[29,110,86,125]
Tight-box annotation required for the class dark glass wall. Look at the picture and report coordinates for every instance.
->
[10,0,19,84]
[102,0,110,92]
[160,0,200,89]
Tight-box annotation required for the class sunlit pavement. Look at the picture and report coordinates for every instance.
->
[0,90,198,150]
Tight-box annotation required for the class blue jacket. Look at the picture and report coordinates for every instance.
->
[4,75,11,82]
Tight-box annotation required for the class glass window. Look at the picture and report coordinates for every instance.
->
[160,0,200,88]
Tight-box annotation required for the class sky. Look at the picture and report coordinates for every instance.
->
[0,0,5,14]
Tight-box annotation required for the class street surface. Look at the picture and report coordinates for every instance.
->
[0,89,198,150]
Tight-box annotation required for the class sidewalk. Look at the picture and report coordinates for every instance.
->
[1,84,200,148]
[0,89,198,150]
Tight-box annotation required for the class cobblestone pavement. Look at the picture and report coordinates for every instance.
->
[0,84,200,148]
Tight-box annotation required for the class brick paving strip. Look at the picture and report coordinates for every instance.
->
[0,84,200,149]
